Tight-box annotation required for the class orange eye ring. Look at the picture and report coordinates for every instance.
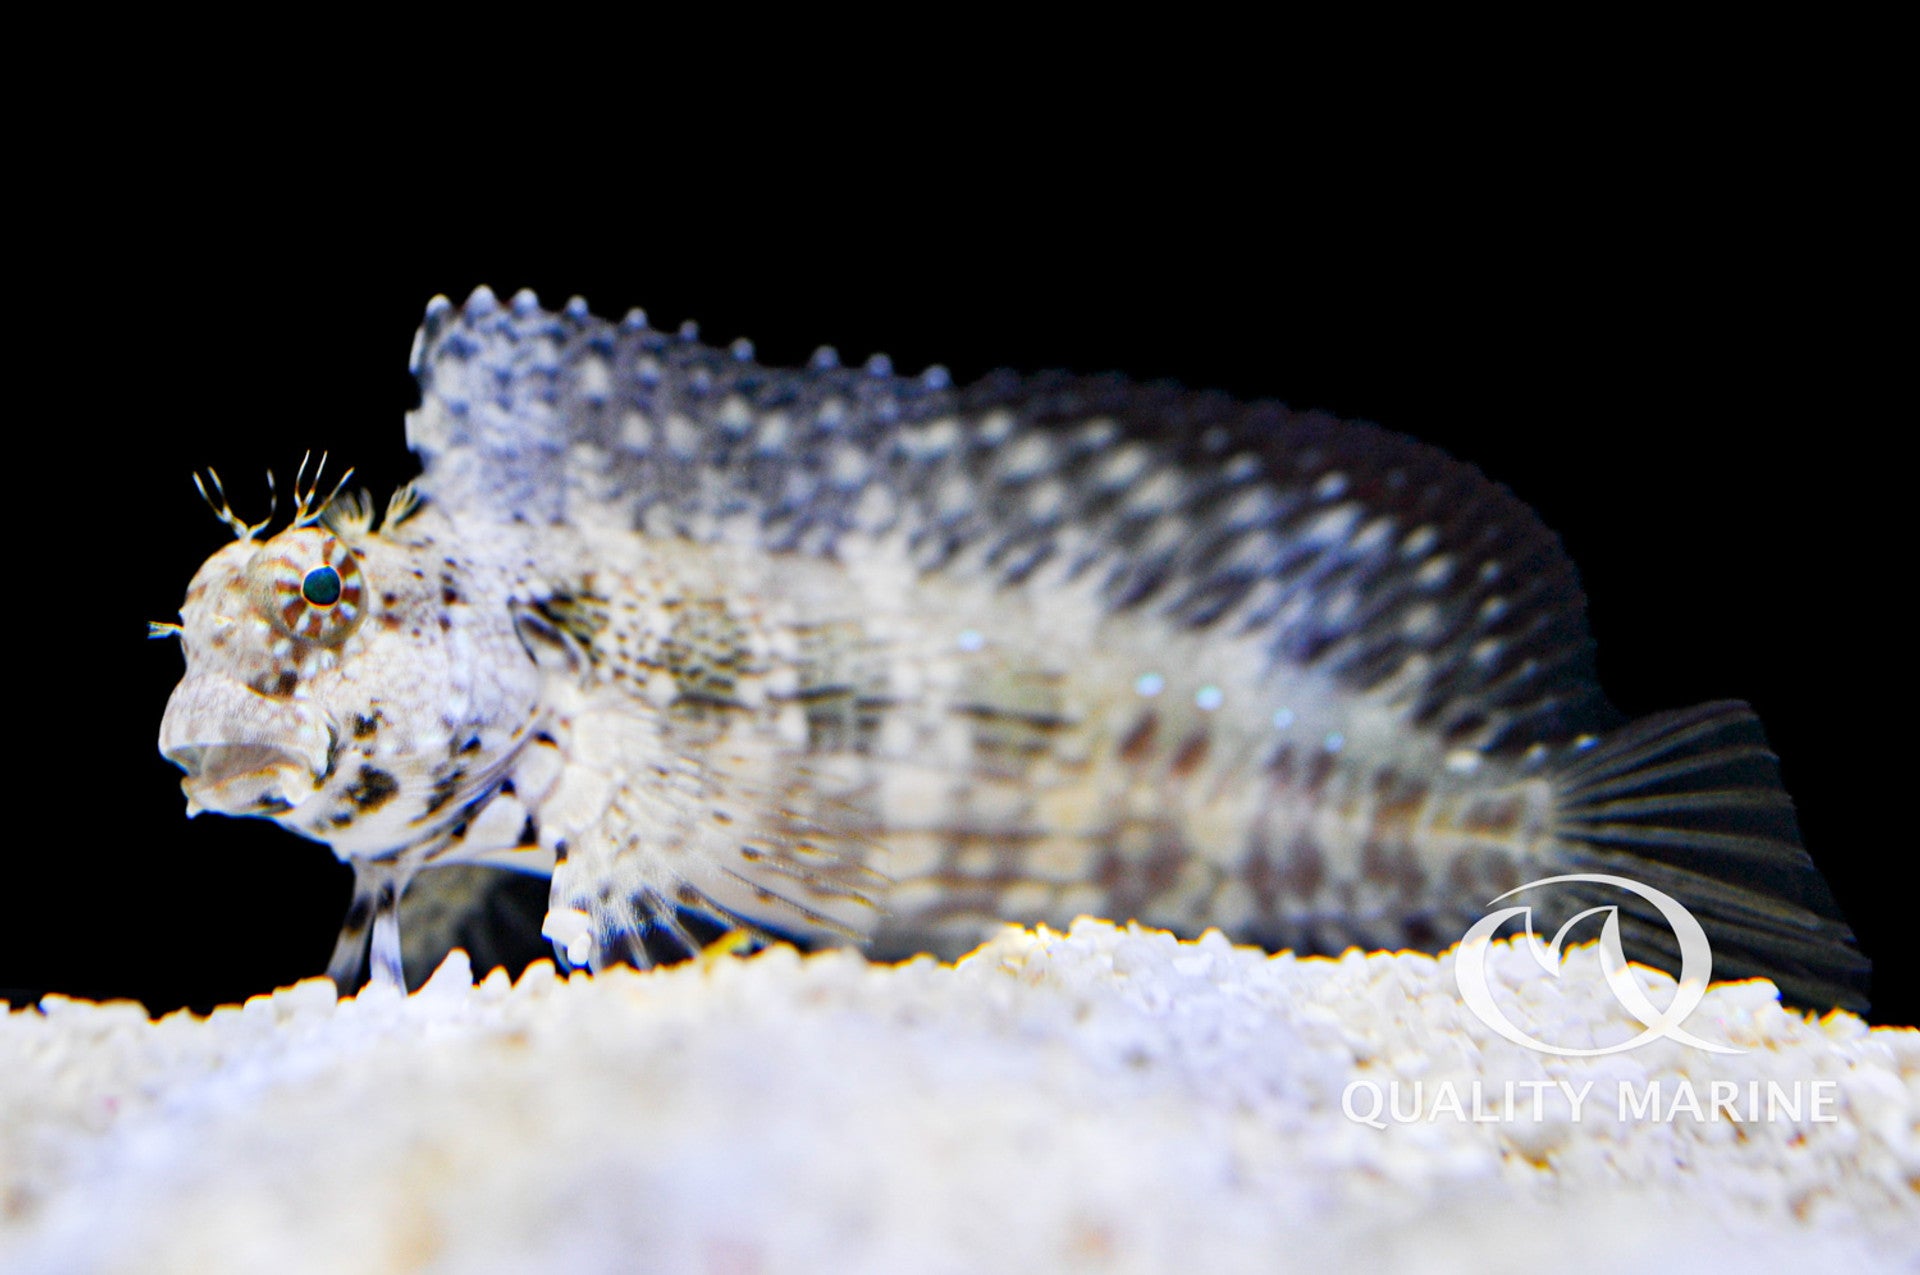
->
[252,530,368,644]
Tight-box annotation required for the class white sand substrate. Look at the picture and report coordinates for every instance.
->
[3,920,1916,1274]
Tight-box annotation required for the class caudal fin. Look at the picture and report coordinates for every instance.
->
[1546,701,1868,1012]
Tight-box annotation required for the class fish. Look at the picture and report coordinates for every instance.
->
[153,285,1869,1008]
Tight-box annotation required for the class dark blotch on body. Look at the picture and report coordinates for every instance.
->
[1276,835,1325,901]
[251,669,300,699]
[1168,730,1210,779]
[1118,713,1158,765]
[346,766,400,812]
[1240,844,1280,917]
[422,767,466,817]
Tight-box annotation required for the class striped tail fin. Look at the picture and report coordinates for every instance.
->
[1546,700,1868,1012]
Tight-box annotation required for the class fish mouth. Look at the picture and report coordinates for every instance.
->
[159,675,332,819]
[165,743,318,817]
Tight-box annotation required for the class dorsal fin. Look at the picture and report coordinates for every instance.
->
[407,287,1611,754]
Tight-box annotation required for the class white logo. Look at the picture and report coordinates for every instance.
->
[1454,873,1741,1056]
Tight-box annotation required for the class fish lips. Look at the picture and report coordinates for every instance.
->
[159,677,333,819]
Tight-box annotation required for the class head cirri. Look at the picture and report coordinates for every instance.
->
[154,454,536,858]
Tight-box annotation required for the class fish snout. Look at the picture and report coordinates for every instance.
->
[159,677,332,818]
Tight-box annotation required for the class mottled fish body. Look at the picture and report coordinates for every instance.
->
[156,287,1867,1008]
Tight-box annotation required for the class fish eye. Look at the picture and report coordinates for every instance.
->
[303,565,343,607]
[250,530,368,644]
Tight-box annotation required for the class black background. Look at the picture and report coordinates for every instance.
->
[5,128,1903,1027]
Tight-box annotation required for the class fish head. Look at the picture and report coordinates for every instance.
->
[158,503,541,856]
[159,525,353,821]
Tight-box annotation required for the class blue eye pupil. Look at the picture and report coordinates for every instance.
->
[303,566,343,606]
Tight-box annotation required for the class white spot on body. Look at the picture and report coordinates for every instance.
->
[619,411,653,451]
[776,705,808,747]
[1136,673,1165,697]
[1123,469,1182,516]
[876,712,920,758]
[1073,417,1118,450]
[953,843,997,877]
[1135,516,1188,560]
[1208,881,1260,933]
[716,395,754,433]
[901,417,960,459]
[997,881,1055,918]
[1299,503,1360,546]
[1095,445,1152,489]
[1052,884,1109,918]
[1352,516,1394,555]
[1320,586,1361,626]
[1223,452,1261,482]
[1196,685,1224,711]
[575,355,613,404]
[999,434,1054,481]
[1026,479,1068,522]
[935,473,973,518]
[830,445,869,487]
[1401,603,1439,639]
[978,410,1017,444]
[1219,485,1282,528]
[1402,525,1439,558]
[663,413,700,459]
[754,412,791,455]
[1220,530,1283,575]
[853,485,897,530]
